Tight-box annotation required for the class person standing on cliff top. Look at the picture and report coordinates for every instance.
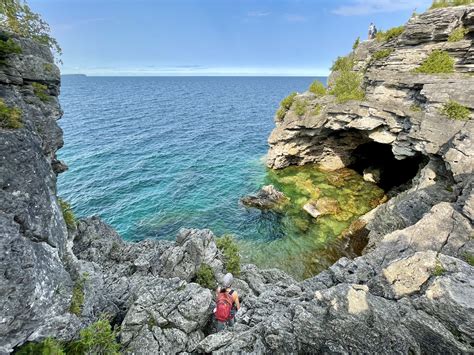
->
[368,22,377,39]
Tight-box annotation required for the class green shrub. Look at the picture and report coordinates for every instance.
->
[293,100,307,116]
[331,55,354,72]
[371,49,394,62]
[275,92,297,120]
[0,98,22,129]
[329,71,365,103]
[195,263,216,289]
[66,319,120,355]
[0,37,22,61]
[433,261,446,276]
[439,100,471,120]
[16,337,64,355]
[69,273,88,316]
[216,235,241,276]
[448,26,468,42]
[58,198,76,229]
[430,0,474,9]
[376,26,405,42]
[32,82,51,102]
[308,80,326,97]
[0,0,62,57]
[352,37,360,50]
[414,50,455,74]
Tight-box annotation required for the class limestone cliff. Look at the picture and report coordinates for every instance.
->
[0,5,473,355]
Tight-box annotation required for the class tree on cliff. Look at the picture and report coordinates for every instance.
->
[0,0,61,57]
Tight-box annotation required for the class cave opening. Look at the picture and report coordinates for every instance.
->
[349,142,427,192]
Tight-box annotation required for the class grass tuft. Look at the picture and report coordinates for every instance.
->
[58,198,76,229]
[433,261,446,276]
[311,104,323,116]
[448,26,468,42]
[464,252,474,266]
[32,82,51,102]
[69,273,88,316]
[410,104,423,112]
[414,50,455,74]
[329,71,365,103]
[0,99,22,129]
[439,100,471,120]
[371,49,394,62]
[376,26,405,42]
[308,80,326,97]
[216,235,241,276]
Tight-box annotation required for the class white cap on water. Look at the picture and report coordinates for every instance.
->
[222,273,233,288]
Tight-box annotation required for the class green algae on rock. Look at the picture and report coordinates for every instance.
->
[239,165,385,279]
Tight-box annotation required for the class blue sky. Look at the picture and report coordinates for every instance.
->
[30,0,433,76]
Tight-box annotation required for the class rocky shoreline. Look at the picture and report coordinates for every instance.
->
[1,5,473,354]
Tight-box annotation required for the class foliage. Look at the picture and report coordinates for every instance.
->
[0,37,21,62]
[376,26,405,42]
[69,273,88,316]
[329,71,365,103]
[216,235,241,276]
[15,337,64,355]
[0,0,61,58]
[464,252,474,266]
[371,49,393,62]
[430,0,474,9]
[352,36,360,50]
[410,104,422,112]
[311,103,323,116]
[433,261,446,276]
[32,82,51,102]
[439,100,471,120]
[58,198,76,229]
[195,263,216,289]
[308,80,326,97]
[15,320,120,355]
[293,100,307,117]
[448,26,468,42]
[66,319,121,355]
[0,98,22,129]
[331,55,354,72]
[275,92,297,120]
[414,50,455,74]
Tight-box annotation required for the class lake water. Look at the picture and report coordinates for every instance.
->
[58,76,383,279]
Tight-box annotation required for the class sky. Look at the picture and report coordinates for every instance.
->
[29,0,433,76]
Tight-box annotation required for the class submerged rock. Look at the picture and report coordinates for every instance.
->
[240,184,287,210]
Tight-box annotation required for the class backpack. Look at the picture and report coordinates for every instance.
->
[215,290,234,322]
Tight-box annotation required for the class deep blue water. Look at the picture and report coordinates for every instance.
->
[58,76,320,242]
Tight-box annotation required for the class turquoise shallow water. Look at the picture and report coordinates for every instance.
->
[58,76,319,241]
[58,76,386,279]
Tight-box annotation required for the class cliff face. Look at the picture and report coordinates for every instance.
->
[0,32,78,352]
[0,6,473,355]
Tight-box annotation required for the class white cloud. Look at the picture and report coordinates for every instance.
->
[333,0,431,16]
[285,14,307,22]
[247,11,271,17]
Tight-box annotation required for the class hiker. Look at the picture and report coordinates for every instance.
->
[368,22,377,40]
[214,273,240,332]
